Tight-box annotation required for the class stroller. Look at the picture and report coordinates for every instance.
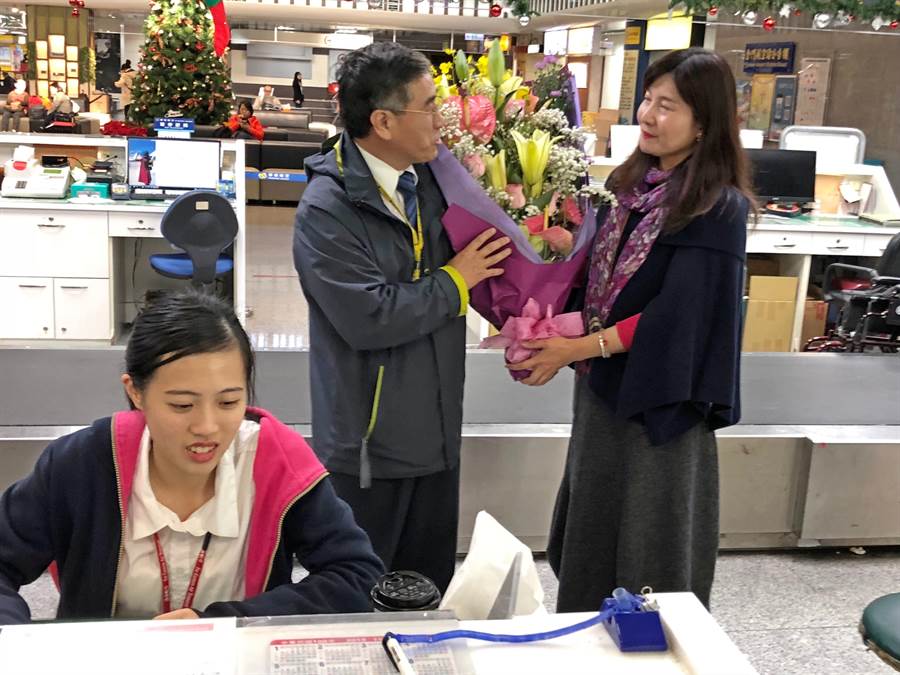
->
[804,231,900,353]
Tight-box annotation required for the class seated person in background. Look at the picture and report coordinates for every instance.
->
[0,289,384,624]
[1,79,28,132]
[45,82,73,126]
[217,98,265,141]
[0,69,15,94]
[254,84,282,111]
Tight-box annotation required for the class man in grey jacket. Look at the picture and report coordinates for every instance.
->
[293,43,509,593]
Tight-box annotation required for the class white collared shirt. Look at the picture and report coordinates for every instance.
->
[115,420,260,618]
[355,142,418,224]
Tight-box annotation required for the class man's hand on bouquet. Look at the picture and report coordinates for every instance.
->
[508,337,578,386]
[448,228,511,289]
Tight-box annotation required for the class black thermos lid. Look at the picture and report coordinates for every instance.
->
[371,571,441,611]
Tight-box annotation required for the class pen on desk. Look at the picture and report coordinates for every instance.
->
[383,634,418,675]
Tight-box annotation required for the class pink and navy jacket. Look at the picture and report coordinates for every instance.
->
[0,407,383,624]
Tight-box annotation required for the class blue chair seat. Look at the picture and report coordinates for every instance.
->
[149,253,234,279]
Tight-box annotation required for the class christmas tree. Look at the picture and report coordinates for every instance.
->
[129,0,233,126]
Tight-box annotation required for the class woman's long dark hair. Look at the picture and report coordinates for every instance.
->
[608,48,754,233]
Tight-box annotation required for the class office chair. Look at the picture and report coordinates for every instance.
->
[149,190,237,289]
[803,231,900,352]
[861,593,900,671]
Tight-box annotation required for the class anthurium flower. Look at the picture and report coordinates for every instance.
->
[522,213,545,235]
[511,129,554,198]
[484,150,508,191]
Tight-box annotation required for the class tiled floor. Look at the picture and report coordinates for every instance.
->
[20,548,898,674]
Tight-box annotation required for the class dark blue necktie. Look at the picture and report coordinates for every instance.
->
[396,171,419,225]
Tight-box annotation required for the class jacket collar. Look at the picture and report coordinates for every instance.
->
[111,407,327,599]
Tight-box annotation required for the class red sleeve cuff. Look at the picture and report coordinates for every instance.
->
[615,313,641,351]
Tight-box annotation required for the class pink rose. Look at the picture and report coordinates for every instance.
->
[562,196,583,225]
[504,98,525,119]
[523,213,545,235]
[505,183,526,209]
[546,192,560,218]
[538,226,574,255]
[463,154,486,179]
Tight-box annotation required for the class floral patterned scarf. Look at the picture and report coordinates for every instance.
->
[582,166,672,344]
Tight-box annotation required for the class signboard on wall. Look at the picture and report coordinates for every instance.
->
[618,49,640,124]
[768,75,797,142]
[624,26,642,46]
[794,57,831,126]
[743,42,795,74]
[748,73,776,132]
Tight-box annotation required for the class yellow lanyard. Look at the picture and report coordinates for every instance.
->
[334,139,424,281]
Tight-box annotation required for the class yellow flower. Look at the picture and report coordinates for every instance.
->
[476,55,489,77]
[435,75,451,102]
[497,75,523,101]
[484,150,507,191]
[443,48,455,56]
[439,62,453,76]
[511,129,554,199]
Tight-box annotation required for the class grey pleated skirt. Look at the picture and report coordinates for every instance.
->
[547,376,719,611]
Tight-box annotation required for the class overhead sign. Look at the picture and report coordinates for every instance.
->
[464,33,484,41]
[743,42,796,74]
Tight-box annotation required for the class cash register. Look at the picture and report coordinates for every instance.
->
[1,146,72,199]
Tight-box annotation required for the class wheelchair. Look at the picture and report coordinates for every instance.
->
[803,231,900,353]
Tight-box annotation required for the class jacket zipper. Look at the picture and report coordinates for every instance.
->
[261,473,328,591]
[109,417,126,617]
[359,364,385,489]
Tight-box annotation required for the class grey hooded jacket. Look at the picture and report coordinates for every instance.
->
[293,133,467,485]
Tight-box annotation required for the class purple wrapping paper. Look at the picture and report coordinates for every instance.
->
[429,145,596,329]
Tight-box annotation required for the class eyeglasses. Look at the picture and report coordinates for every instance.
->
[387,107,442,119]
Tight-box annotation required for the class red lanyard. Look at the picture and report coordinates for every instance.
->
[152,531,212,613]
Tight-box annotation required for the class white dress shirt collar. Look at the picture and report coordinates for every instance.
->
[355,142,417,198]
[130,426,240,541]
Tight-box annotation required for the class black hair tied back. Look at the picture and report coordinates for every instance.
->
[125,290,255,404]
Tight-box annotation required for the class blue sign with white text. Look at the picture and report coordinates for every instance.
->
[743,42,795,74]
[153,118,196,132]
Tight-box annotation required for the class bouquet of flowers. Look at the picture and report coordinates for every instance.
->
[428,42,615,378]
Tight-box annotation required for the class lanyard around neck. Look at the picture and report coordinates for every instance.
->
[153,531,212,614]
[334,139,424,281]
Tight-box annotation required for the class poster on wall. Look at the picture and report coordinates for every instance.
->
[794,57,831,126]
[94,32,122,93]
[768,75,797,142]
[736,78,752,129]
[748,73,776,132]
[618,49,639,124]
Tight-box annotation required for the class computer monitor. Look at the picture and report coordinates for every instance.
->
[745,148,816,204]
[127,137,220,190]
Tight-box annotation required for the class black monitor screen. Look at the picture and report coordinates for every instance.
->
[745,149,816,204]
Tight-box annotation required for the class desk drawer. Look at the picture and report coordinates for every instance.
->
[0,277,54,339]
[108,212,163,238]
[810,233,866,256]
[746,230,814,254]
[863,235,891,258]
[0,209,108,278]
